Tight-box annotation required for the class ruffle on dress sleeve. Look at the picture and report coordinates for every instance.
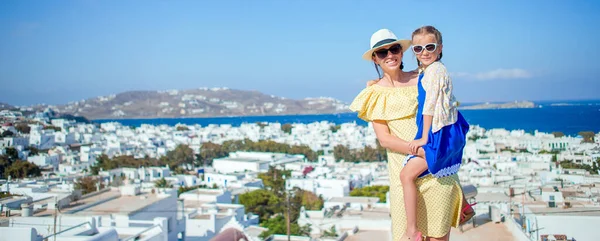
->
[349,85,418,122]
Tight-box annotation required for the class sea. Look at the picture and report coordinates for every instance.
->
[94,100,600,137]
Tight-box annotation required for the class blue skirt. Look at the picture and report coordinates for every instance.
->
[406,112,470,178]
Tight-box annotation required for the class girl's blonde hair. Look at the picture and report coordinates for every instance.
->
[412,25,443,67]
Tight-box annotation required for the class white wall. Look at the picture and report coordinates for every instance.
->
[204,173,244,188]
[529,215,600,241]
[129,192,181,241]
[212,159,259,174]
[179,189,232,204]
[0,227,41,241]
[541,191,564,203]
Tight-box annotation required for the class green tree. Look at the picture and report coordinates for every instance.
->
[349,185,389,202]
[258,215,312,239]
[330,125,341,133]
[15,124,31,134]
[258,166,291,197]
[322,225,337,238]
[552,132,565,138]
[359,146,378,162]
[154,178,173,188]
[222,140,248,153]
[559,161,595,173]
[289,145,317,161]
[176,126,189,131]
[90,154,116,175]
[28,147,40,156]
[75,176,104,195]
[333,145,352,162]
[4,160,41,179]
[43,125,62,132]
[198,142,227,166]
[5,148,19,160]
[173,166,187,175]
[287,188,304,223]
[281,123,293,134]
[1,130,14,137]
[468,135,483,141]
[376,140,387,161]
[578,131,595,143]
[299,190,324,211]
[167,144,195,168]
[0,192,16,199]
[89,153,183,174]
[539,150,560,155]
[0,155,12,179]
[239,189,281,222]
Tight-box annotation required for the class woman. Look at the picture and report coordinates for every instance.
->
[349,29,464,241]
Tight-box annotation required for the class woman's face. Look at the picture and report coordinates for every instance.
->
[412,33,442,67]
[372,44,403,72]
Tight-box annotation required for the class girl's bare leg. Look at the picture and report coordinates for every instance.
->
[400,156,428,239]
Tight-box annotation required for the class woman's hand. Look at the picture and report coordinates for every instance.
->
[366,80,379,87]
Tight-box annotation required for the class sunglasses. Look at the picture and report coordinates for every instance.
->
[412,43,438,54]
[373,44,402,59]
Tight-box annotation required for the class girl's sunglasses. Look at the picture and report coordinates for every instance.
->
[373,44,402,59]
[412,43,438,54]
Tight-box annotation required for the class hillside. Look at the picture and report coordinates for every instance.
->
[44,88,348,120]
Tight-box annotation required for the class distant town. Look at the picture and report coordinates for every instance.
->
[0,106,598,241]
[0,87,541,120]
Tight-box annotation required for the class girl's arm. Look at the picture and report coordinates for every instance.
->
[409,64,444,152]
[373,119,425,156]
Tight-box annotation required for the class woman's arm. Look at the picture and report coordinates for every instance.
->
[373,120,424,156]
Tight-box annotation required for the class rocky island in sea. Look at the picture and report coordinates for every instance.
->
[459,100,537,110]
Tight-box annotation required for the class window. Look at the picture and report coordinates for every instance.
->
[549,195,555,201]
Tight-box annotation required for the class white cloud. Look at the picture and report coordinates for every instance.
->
[451,68,532,80]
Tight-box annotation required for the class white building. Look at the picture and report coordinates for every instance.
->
[286,178,350,199]
[212,151,304,174]
[522,205,600,241]
[27,154,60,171]
[179,188,260,241]
[2,183,185,241]
[29,131,55,150]
[0,136,30,148]
[99,166,171,183]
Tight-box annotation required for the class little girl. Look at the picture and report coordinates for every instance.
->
[401,26,473,241]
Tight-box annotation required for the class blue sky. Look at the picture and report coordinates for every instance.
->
[1,0,599,106]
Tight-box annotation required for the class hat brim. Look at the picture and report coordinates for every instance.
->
[362,39,412,61]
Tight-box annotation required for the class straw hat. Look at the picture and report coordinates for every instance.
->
[362,29,411,60]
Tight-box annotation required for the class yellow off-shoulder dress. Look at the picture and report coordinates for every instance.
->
[349,84,464,239]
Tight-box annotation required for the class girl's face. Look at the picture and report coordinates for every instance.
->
[412,33,443,67]
[372,44,403,72]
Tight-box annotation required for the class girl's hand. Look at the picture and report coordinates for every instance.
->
[409,139,427,154]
